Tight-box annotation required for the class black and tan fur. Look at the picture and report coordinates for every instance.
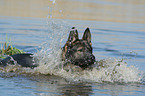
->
[62,27,95,69]
[0,27,96,69]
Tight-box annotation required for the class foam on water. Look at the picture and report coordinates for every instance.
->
[0,19,143,83]
[33,19,142,83]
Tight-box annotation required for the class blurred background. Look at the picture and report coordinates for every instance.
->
[0,0,145,24]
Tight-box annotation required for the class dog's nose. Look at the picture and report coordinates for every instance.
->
[73,53,96,69]
[85,54,96,66]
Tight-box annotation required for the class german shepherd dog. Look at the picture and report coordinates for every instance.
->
[62,27,95,69]
[0,27,96,69]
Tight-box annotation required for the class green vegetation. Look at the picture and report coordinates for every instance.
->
[0,35,25,59]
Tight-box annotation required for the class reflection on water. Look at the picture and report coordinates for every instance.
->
[1,74,143,96]
[0,0,145,24]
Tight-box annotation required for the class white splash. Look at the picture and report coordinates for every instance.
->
[32,19,142,83]
[34,19,70,75]
[0,19,143,83]
[50,0,55,4]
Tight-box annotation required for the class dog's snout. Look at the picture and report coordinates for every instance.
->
[71,53,95,69]
[85,54,96,64]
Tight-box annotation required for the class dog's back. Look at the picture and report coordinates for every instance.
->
[0,27,96,70]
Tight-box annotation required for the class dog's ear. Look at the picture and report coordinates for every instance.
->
[82,27,92,45]
[67,28,79,43]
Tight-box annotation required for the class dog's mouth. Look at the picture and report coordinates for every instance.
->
[69,54,96,69]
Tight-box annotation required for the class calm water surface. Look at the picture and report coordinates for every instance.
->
[0,0,145,96]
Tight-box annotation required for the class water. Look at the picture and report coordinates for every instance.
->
[0,0,145,96]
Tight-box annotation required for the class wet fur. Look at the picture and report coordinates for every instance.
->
[0,27,96,69]
[62,27,96,69]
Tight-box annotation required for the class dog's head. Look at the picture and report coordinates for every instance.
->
[62,27,95,69]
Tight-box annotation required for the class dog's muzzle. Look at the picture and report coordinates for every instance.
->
[68,53,96,69]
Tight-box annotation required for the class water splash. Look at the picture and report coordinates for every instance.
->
[45,58,141,83]
[32,19,142,83]
[47,0,56,19]
[0,19,143,83]
[34,19,70,75]
[50,0,56,4]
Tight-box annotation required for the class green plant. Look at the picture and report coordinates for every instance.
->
[0,35,25,59]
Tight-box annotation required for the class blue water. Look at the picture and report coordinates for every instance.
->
[0,0,145,95]
[0,16,145,96]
